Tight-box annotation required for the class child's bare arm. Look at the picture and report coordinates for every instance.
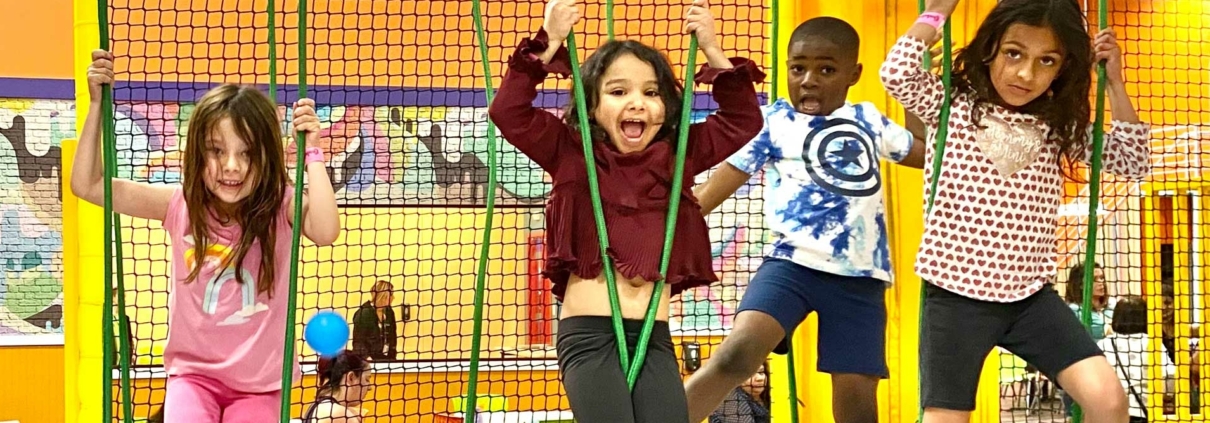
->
[898,141,926,169]
[71,49,175,221]
[693,163,752,215]
[898,112,927,169]
[289,99,342,246]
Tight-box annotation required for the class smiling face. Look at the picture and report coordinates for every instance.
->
[989,23,1066,107]
[786,37,862,116]
[592,53,667,154]
[202,117,257,211]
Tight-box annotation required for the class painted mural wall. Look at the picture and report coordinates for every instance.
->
[0,93,769,349]
[0,99,74,340]
[100,97,772,360]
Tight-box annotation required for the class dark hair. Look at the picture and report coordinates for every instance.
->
[317,351,370,396]
[1111,295,1147,335]
[564,40,683,148]
[148,406,164,423]
[950,0,1093,182]
[790,17,860,61]
[1063,262,1104,305]
[182,84,291,297]
[757,360,772,407]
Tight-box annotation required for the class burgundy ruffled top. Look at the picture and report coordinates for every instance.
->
[487,29,766,301]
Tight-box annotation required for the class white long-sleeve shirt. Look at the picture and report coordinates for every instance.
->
[879,36,1152,302]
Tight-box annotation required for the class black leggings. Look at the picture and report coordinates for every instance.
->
[557,316,688,423]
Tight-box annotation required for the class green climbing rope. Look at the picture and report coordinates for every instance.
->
[606,0,614,41]
[1072,1,1110,422]
[769,0,778,110]
[563,28,700,390]
[97,0,135,421]
[765,4,799,421]
[916,0,954,421]
[564,32,635,376]
[462,0,502,418]
[628,35,698,389]
[278,0,308,420]
[268,0,278,100]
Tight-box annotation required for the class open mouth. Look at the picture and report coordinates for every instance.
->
[798,96,823,115]
[620,119,647,144]
[218,179,245,190]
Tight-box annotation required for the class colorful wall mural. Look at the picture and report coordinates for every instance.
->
[0,99,75,339]
[69,95,766,343]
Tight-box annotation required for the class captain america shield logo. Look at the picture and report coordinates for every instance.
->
[801,118,880,197]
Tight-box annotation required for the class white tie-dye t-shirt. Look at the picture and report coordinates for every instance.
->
[727,99,914,283]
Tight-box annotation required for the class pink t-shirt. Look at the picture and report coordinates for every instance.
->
[161,187,301,393]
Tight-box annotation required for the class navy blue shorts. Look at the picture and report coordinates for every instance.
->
[737,258,889,378]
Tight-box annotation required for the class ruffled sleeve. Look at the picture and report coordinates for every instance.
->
[686,58,767,175]
[487,28,577,172]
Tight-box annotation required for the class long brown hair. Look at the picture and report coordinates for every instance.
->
[949,0,1093,182]
[564,40,684,149]
[181,84,290,297]
[1064,262,1106,310]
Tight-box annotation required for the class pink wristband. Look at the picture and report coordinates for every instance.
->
[917,12,946,30]
[304,147,325,165]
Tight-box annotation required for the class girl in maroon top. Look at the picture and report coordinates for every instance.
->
[487,0,764,420]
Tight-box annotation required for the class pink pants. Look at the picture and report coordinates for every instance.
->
[165,374,282,423]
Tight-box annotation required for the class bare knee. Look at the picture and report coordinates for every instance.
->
[833,374,880,423]
[706,312,783,381]
[1059,356,1130,422]
[922,408,971,423]
[1078,383,1128,419]
[709,336,770,381]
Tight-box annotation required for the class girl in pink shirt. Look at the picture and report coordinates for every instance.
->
[880,0,1151,422]
[73,50,341,422]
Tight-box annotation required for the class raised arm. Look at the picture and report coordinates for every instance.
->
[878,0,959,122]
[287,99,341,246]
[1084,27,1151,180]
[485,0,581,172]
[682,0,766,175]
[71,50,175,221]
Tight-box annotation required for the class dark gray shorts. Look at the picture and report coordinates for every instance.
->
[920,283,1103,411]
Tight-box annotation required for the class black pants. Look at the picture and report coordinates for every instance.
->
[557,316,688,423]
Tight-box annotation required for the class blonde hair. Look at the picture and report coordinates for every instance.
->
[371,280,394,304]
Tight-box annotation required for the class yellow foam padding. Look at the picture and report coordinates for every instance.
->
[450,394,509,413]
[770,1,1006,422]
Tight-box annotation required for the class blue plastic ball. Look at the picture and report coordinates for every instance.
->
[304,310,349,357]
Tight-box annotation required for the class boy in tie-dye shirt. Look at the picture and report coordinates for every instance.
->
[683,17,924,423]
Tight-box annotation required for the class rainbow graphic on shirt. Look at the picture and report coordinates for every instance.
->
[181,235,269,326]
